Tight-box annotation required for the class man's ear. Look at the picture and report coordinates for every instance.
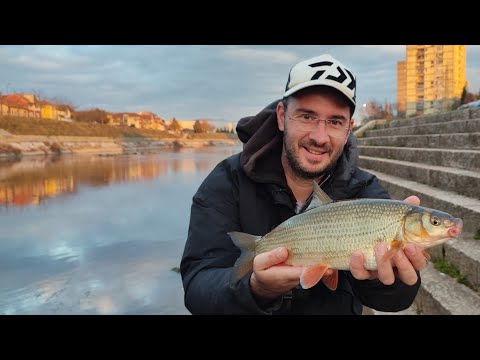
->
[349,118,355,130]
[345,118,355,145]
[277,101,285,132]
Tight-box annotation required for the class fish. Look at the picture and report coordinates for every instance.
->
[228,181,463,291]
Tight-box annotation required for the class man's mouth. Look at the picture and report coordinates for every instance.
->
[304,147,327,155]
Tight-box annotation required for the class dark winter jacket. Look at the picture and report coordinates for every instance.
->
[180,100,421,315]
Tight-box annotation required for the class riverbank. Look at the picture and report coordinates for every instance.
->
[0,133,242,159]
[0,115,242,158]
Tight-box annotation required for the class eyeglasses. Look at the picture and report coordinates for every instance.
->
[286,113,350,139]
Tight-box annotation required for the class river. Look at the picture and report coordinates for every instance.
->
[0,145,242,314]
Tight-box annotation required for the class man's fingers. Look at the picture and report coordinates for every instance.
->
[375,243,395,285]
[392,249,418,285]
[404,244,429,271]
[267,264,304,282]
[403,195,420,206]
[349,252,371,280]
[254,247,289,271]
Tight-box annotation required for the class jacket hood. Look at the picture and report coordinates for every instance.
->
[236,99,360,190]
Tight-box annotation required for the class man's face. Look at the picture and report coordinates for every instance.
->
[276,91,353,179]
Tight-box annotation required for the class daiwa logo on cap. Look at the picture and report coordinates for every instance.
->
[284,54,356,108]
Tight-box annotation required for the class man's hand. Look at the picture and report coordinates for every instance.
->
[250,247,335,302]
[249,247,303,302]
[349,195,429,286]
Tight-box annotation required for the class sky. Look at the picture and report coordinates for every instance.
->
[1,45,479,127]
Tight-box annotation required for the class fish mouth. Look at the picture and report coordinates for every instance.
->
[448,218,463,238]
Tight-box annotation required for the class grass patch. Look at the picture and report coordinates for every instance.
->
[186,133,236,140]
[474,230,480,240]
[0,115,180,139]
[432,259,475,290]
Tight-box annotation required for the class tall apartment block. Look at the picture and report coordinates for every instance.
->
[397,45,466,117]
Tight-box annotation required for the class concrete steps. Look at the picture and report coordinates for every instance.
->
[363,303,419,315]
[365,119,480,138]
[373,108,480,130]
[356,110,480,314]
[358,146,480,172]
[359,156,480,199]
[357,132,480,150]
[414,263,480,315]
[439,236,480,291]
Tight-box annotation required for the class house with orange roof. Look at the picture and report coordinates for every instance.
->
[106,111,166,130]
[56,105,73,122]
[138,111,166,130]
[106,112,127,126]
[19,94,41,118]
[39,100,57,120]
[105,112,141,127]
[0,94,31,117]
[0,96,9,115]
[0,93,43,118]
[0,93,74,121]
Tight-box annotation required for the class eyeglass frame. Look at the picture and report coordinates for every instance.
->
[285,112,352,139]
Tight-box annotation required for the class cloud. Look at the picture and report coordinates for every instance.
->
[467,68,480,93]
[223,46,300,64]
[9,55,63,71]
[3,46,91,71]
[358,45,405,56]
[0,45,478,124]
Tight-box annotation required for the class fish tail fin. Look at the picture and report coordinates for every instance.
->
[228,231,261,286]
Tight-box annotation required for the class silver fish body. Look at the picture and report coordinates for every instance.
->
[257,199,417,270]
[228,182,463,288]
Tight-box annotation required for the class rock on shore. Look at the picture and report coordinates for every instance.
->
[0,134,242,158]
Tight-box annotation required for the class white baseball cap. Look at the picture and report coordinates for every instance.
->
[284,54,356,111]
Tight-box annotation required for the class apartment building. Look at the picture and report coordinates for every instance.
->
[397,45,466,117]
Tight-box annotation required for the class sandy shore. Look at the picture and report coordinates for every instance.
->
[0,133,242,158]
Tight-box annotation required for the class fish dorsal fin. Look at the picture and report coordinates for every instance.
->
[304,181,333,212]
[313,180,333,204]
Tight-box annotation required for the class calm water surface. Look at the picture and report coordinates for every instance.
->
[0,146,242,314]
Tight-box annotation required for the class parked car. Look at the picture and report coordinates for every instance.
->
[457,100,480,110]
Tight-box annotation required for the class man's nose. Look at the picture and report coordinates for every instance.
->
[308,121,330,144]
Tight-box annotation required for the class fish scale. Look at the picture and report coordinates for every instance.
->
[256,200,415,270]
[229,182,462,288]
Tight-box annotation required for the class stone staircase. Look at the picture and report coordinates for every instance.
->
[357,108,480,315]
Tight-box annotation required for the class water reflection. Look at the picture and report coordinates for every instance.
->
[0,146,238,208]
[0,145,242,314]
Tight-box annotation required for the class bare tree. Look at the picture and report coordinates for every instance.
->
[364,99,384,120]
[29,89,77,110]
[168,118,182,132]
[193,120,215,133]
[73,108,108,124]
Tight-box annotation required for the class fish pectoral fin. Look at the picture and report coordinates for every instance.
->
[422,250,431,261]
[322,269,338,291]
[300,264,329,289]
[381,240,404,263]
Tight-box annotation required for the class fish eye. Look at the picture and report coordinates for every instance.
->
[430,216,441,226]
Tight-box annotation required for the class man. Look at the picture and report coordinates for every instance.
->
[180,54,426,315]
